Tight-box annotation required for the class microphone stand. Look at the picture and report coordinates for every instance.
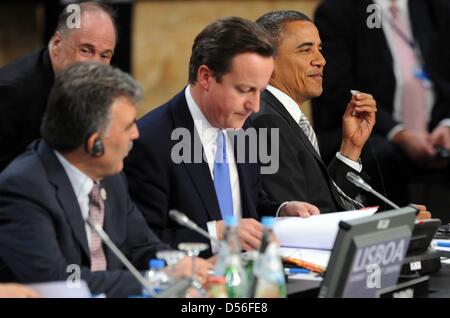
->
[85,218,156,296]
[346,172,400,209]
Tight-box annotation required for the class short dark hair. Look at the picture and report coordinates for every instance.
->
[256,10,312,48]
[188,16,275,84]
[54,1,118,42]
[41,62,142,153]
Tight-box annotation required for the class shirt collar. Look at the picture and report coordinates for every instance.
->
[266,85,304,123]
[185,86,220,146]
[54,151,94,199]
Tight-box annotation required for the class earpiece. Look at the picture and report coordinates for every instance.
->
[91,138,104,157]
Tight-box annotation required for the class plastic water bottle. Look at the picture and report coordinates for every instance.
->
[253,216,287,298]
[222,216,248,298]
[143,258,169,297]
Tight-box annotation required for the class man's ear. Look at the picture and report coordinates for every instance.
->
[85,132,100,155]
[197,65,214,91]
[50,31,63,57]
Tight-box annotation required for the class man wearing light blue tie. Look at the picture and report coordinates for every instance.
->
[124,17,319,256]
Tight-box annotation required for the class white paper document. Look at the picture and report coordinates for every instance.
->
[274,207,378,250]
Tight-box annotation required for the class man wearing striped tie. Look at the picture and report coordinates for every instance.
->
[0,63,212,297]
[252,11,377,213]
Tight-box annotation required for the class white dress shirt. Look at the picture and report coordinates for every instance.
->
[266,85,362,172]
[185,86,243,248]
[55,151,95,248]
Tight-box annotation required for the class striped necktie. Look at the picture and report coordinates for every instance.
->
[298,112,321,156]
[298,113,363,210]
[88,183,107,271]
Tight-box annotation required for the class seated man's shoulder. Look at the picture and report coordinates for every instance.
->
[250,108,288,129]
[0,148,50,197]
[0,49,46,86]
[138,102,174,136]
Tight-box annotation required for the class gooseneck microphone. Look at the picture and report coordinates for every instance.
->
[84,218,155,296]
[169,209,221,246]
[346,172,400,209]
[86,218,194,298]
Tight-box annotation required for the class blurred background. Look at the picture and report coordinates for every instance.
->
[0,0,319,118]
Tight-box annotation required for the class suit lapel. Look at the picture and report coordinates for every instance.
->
[233,127,258,219]
[101,180,119,266]
[262,90,323,163]
[262,90,346,210]
[170,91,222,221]
[37,141,90,259]
[409,0,432,65]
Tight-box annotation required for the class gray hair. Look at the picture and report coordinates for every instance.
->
[41,62,142,153]
[256,10,312,48]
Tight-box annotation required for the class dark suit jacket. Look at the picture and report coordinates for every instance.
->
[251,90,362,213]
[0,140,169,298]
[124,89,280,254]
[312,0,450,160]
[0,48,55,172]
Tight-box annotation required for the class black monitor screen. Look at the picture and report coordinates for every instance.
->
[319,206,417,298]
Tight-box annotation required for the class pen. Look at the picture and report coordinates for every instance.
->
[434,241,450,248]
[282,256,326,274]
[284,268,310,275]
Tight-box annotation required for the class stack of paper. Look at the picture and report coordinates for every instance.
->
[276,208,378,271]
[274,208,378,250]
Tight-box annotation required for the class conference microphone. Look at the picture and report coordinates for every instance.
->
[346,172,400,209]
[169,209,221,246]
[86,218,197,298]
[84,218,156,296]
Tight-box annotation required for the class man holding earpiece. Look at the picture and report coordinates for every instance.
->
[0,62,212,298]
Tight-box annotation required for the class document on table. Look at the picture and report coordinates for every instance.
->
[279,247,331,269]
[274,207,378,250]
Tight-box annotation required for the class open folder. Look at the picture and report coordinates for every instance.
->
[275,207,378,271]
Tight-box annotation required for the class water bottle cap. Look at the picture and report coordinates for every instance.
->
[224,215,238,227]
[149,258,165,269]
[261,216,275,228]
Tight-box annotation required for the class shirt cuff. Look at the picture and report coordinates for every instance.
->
[206,221,220,254]
[336,152,362,172]
[275,201,289,217]
[387,124,405,141]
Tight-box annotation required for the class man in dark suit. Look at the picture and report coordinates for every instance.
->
[252,11,377,213]
[0,2,117,172]
[312,0,450,207]
[0,63,211,298]
[124,17,319,255]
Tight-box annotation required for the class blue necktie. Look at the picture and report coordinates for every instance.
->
[213,131,234,219]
